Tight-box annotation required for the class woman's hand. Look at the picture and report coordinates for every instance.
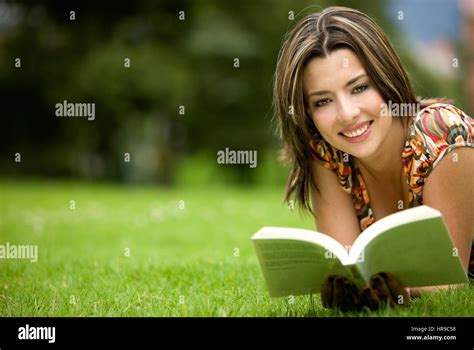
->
[321,275,364,311]
[321,272,410,312]
[367,272,410,308]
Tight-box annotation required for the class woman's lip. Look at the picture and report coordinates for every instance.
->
[339,120,372,134]
[339,121,373,143]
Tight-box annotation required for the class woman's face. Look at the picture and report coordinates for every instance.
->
[303,48,391,160]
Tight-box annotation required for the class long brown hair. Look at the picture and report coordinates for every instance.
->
[273,6,446,216]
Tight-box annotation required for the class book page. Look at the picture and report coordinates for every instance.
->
[252,227,350,263]
[349,205,443,263]
[353,212,468,287]
[252,228,356,297]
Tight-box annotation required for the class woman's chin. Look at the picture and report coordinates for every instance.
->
[337,140,378,160]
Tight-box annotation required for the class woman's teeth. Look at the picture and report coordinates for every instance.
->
[341,121,371,138]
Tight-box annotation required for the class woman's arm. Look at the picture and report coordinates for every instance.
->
[412,147,474,296]
[422,147,473,272]
[310,159,361,248]
[408,283,465,298]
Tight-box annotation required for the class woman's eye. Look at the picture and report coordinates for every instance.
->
[314,98,330,108]
[353,84,368,94]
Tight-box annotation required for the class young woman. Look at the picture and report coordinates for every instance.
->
[273,6,473,311]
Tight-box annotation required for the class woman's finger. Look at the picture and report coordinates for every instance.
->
[370,273,394,306]
[360,286,380,310]
[332,276,346,309]
[321,275,336,308]
[379,272,410,306]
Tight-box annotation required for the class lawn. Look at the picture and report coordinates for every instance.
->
[0,179,472,317]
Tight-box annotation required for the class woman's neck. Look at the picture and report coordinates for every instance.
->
[355,118,407,183]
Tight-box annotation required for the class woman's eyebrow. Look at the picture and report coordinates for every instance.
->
[308,74,367,97]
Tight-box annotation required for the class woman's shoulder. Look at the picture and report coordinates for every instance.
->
[409,103,473,147]
[402,103,473,202]
[412,103,472,134]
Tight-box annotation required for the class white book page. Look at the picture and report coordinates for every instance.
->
[349,205,441,263]
[252,226,351,265]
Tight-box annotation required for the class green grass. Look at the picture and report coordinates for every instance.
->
[0,179,472,317]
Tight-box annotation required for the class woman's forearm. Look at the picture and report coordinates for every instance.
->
[407,284,465,298]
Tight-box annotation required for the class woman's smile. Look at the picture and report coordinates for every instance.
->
[339,120,374,143]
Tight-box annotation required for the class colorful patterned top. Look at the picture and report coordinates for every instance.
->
[310,103,474,278]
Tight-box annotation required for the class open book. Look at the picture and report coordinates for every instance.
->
[252,205,468,297]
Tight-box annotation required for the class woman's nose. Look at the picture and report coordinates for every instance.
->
[336,98,360,124]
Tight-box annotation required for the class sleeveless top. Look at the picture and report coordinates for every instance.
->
[310,103,474,278]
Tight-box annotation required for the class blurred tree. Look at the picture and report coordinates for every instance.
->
[0,0,463,185]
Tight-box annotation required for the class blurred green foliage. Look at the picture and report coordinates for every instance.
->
[0,0,464,186]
